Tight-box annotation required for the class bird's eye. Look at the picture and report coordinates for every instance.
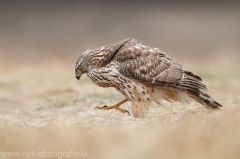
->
[78,65,83,70]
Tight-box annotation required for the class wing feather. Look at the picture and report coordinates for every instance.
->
[112,39,183,85]
[111,39,207,92]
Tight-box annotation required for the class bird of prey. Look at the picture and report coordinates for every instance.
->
[75,39,222,118]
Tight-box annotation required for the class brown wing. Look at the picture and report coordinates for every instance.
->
[112,39,184,86]
[111,39,221,109]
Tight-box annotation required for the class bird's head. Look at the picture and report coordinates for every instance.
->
[75,51,89,80]
[75,39,131,80]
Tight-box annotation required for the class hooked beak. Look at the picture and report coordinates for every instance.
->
[75,71,82,80]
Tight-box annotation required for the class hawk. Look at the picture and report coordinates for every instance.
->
[75,39,222,118]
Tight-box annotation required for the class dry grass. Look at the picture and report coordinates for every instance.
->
[0,62,240,159]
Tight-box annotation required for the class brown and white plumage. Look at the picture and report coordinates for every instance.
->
[75,39,222,118]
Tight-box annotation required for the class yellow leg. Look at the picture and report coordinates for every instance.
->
[96,99,129,115]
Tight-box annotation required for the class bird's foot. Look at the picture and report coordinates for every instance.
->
[95,99,130,115]
[95,105,130,115]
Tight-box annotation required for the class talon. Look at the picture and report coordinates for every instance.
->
[95,106,99,109]
[95,105,108,109]
[102,105,107,108]
[125,110,130,116]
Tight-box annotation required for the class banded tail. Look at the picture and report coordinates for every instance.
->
[178,71,222,110]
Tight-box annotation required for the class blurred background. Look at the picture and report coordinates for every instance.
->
[0,0,239,68]
[1,2,240,158]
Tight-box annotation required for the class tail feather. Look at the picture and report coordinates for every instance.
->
[187,90,222,110]
[178,71,222,110]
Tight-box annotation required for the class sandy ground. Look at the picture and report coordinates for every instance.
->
[0,62,240,159]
